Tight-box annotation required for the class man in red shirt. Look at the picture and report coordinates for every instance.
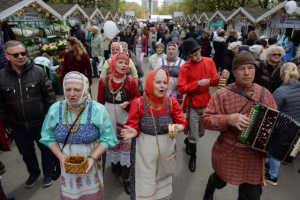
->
[178,38,229,172]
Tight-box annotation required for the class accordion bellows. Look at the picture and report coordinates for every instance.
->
[65,156,88,174]
[240,105,300,163]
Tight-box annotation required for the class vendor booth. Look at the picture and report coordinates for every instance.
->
[83,8,102,30]
[49,4,89,37]
[199,12,214,29]
[256,1,300,39]
[209,10,233,33]
[227,7,269,37]
[0,0,64,57]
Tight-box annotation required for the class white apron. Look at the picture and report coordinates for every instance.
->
[60,142,104,200]
[105,102,131,167]
[135,132,176,200]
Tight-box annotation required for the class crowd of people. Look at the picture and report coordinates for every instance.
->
[0,19,300,200]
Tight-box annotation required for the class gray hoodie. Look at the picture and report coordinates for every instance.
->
[170,31,180,44]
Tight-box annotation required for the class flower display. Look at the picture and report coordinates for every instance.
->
[12,25,39,38]
[52,58,64,85]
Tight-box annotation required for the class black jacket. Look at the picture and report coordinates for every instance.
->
[0,59,56,130]
[196,36,212,57]
[2,22,16,43]
[213,37,227,71]
[185,29,198,40]
[226,36,237,45]
[222,49,235,84]
[75,29,86,45]
[120,32,134,49]
[157,29,166,42]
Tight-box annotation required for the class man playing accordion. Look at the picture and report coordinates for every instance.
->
[201,51,277,200]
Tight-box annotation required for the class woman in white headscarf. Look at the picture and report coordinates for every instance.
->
[100,42,138,82]
[147,42,166,75]
[40,71,117,200]
[155,41,185,104]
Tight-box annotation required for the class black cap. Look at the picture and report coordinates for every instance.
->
[183,38,201,55]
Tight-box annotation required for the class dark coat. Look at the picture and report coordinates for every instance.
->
[254,60,282,93]
[213,37,227,71]
[222,49,235,84]
[185,30,198,40]
[196,36,212,57]
[157,29,166,42]
[2,22,16,43]
[0,59,56,130]
[226,36,237,45]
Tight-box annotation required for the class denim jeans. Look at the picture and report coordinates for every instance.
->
[268,158,281,178]
[11,126,53,176]
[92,57,99,76]
[150,45,156,56]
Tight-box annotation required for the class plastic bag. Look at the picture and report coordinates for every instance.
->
[97,57,105,72]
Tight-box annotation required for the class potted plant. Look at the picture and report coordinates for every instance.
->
[52,59,64,95]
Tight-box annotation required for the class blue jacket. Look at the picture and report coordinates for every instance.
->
[272,81,300,121]
[196,28,204,37]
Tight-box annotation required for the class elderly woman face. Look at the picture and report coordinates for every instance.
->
[154,77,168,98]
[167,46,176,58]
[116,60,129,75]
[121,44,128,53]
[232,46,239,54]
[112,46,121,55]
[65,82,83,106]
[269,50,282,63]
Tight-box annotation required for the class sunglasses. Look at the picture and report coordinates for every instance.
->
[204,32,210,34]
[272,54,282,57]
[6,52,26,58]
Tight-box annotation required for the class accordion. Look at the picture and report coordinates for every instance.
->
[241,105,300,163]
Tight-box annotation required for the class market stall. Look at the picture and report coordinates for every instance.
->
[83,8,102,30]
[104,11,113,21]
[0,0,66,57]
[227,7,269,37]
[199,12,214,29]
[190,14,199,24]
[256,1,300,39]
[210,10,233,33]
[48,4,89,37]
[113,13,120,23]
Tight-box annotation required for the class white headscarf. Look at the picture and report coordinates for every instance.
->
[110,42,123,56]
[63,71,91,110]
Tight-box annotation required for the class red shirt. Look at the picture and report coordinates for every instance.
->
[97,75,140,111]
[61,53,93,85]
[126,96,187,136]
[178,57,219,110]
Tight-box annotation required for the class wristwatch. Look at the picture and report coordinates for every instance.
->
[87,154,97,163]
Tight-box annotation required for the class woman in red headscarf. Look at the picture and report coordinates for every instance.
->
[97,52,140,195]
[121,68,186,200]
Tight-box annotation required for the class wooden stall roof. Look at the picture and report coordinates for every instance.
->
[82,8,97,17]
[242,7,269,20]
[48,4,75,16]
[100,10,109,18]
[0,0,21,13]
[218,10,234,19]
[205,12,214,20]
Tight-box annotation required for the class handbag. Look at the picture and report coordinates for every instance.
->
[50,107,85,180]
[149,108,176,182]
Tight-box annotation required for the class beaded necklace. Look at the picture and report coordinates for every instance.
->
[166,58,178,69]
[109,76,126,95]
[65,103,86,133]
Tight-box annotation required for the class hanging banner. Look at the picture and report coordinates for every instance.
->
[19,7,44,21]
[270,13,300,28]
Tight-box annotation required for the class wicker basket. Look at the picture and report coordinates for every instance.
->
[64,156,88,174]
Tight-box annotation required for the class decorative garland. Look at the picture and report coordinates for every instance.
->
[67,7,88,22]
[5,1,59,22]
[91,11,103,21]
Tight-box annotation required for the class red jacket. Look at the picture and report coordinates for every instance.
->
[178,57,219,111]
[61,53,93,85]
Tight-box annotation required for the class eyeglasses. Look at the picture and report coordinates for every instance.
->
[6,52,26,58]
[272,54,282,57]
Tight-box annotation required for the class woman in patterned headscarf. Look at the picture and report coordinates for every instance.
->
[97,53,140,195]
[40,71,117,200]
[121,68,186,200]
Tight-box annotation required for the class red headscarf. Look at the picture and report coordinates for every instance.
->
[144,68,170,110]
[109,52,130,78]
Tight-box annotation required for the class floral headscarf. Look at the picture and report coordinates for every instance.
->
[109,52,130,78]
[63,71,91,110]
